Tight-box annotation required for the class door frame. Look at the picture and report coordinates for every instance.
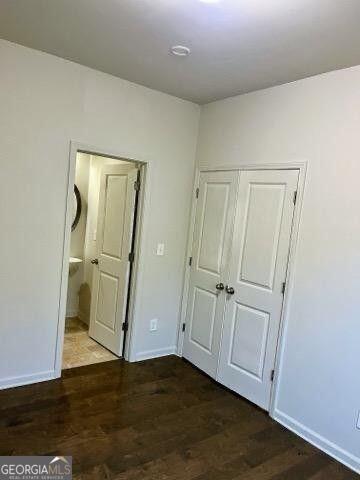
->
[177,162,307,415]
[54,141,148,377]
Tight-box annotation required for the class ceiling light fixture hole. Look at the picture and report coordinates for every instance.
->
[170,45,191,57]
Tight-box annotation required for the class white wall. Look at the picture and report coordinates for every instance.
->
[66,152,90,318]
[0,39,199,387]
[196,67,360,471]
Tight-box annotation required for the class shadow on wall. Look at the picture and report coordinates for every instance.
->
[79,283,91,322]
[68,266,91,322]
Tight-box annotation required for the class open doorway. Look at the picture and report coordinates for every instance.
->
[62,151,142,370]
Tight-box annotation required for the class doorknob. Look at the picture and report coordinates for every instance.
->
[225,285,235,295]
[91,258,99,265]
[216,282,225,291]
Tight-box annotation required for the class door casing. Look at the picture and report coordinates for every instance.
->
[55,141,148,377]
[177,162,307,418]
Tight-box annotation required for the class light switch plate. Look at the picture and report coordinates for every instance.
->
[356,411,360,430]
[150,319,158,331]
[156,243,165,256]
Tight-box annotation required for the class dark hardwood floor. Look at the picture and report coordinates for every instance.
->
[0,356,357,479]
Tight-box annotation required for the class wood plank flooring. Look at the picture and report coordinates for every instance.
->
[0,356,357,479]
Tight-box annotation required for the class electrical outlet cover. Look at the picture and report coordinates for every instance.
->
[156,243,165,256]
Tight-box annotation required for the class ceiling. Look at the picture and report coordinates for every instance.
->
[1,0,360,104]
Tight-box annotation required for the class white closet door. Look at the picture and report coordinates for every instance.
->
[217,169,298,410]
[182,170,239,377]
[89,164,138,356]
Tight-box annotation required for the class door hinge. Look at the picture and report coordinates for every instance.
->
[134,180,141,191]
[270,369,275,382]
[189,256,193,266]
[293,190,297,205]
[281,282,286,295]
[128,251,135,263]
[182,323,186,332]
[122,322,128,332]
[195,187,199,199]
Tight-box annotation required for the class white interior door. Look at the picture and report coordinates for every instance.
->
[89,164,138,356]
[217,169,298,410]
[182,170,239,377]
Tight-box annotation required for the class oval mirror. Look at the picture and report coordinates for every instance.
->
[71,185,82,231]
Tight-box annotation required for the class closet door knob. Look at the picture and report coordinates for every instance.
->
[215,282,225,291]
[225,286,235,295]
[91,258,99,265]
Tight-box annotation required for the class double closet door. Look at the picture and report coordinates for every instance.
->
[182,168,298,411]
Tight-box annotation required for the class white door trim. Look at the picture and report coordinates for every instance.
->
[177,161,308,411]
[54,141,148,377]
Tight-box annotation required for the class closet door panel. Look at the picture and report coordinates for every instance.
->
[182,170,239,378]
[217,169,299,410]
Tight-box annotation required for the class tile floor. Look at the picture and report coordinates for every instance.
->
[62,317,118,369]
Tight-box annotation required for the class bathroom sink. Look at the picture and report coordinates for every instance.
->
[69,257,83,264]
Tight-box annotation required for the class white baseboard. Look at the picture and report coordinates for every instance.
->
[134,346,177,362]
[273,409,360,474]
[0,370,56,390]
